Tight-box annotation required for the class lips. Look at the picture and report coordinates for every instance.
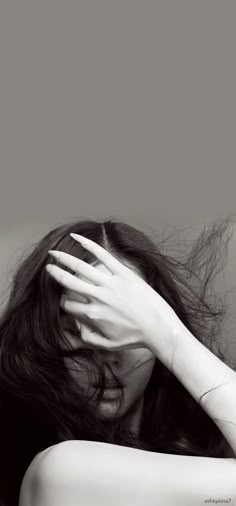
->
[92,383,122,389]
[92,376,123,389]
[101,388,123,400]
[92,380,124,392]
[91,367,124,390]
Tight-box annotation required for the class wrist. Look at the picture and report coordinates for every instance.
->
[143,309,184,370]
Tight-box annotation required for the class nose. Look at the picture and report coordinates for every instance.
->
[91,353,126,388]
[101,350,120,366]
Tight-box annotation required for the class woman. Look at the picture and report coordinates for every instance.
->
[0,217,236,505]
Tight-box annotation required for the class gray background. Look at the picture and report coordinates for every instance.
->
[0,1,236,362]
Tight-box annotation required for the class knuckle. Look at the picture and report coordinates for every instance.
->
[88,285,98,298]
[96,288,109,304]
[103,274,113,286]
[61,272,70,285]
[87,306,98,319]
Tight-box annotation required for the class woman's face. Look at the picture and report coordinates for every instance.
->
[61,259,156,426]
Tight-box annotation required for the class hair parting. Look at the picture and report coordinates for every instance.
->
[0,215,236,505]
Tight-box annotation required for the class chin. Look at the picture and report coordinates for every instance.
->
[96,399,125,418]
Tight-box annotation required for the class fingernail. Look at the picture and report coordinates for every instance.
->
[60,294,66,306]
[48,250,59,257]
[45,264,54,272]
[70,233,87,243]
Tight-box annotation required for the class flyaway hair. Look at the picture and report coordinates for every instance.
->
[0,215,236,505]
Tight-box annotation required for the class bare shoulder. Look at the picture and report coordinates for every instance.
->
[18,441,94,506]
[18,444,56,506]
[18,441,90,506]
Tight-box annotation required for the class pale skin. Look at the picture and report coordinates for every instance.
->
[19,233,236,505]
[61,260,157,435]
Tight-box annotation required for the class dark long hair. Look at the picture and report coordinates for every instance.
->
[0,216,235,505]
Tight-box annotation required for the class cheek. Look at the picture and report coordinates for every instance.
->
[140,362,155,388]
[63,353,97,389]
[127,358,156,396]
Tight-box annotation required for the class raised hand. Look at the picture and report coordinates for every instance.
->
[46,233,181,354]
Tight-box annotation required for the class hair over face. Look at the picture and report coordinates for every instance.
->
[0,216,235,505]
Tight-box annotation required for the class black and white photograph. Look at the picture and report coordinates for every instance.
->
[0,1,236,505]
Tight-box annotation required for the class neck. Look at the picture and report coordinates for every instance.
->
[122,396,144,436]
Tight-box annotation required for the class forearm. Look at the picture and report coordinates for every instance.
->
[26,441,236,506]
[75,442,236,506]
[151,323,236,456]
[79,442,236,506]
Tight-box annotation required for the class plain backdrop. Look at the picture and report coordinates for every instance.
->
[0,0,236,363]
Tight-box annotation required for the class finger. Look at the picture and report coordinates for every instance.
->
[70,233,125,275]
[61,291,89,304]
[60,298,90,317]
[61,299,100,337]
[64,320,97,350]
[79,320,114,350]
[46,264,99,298]
[48,250,107,285]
